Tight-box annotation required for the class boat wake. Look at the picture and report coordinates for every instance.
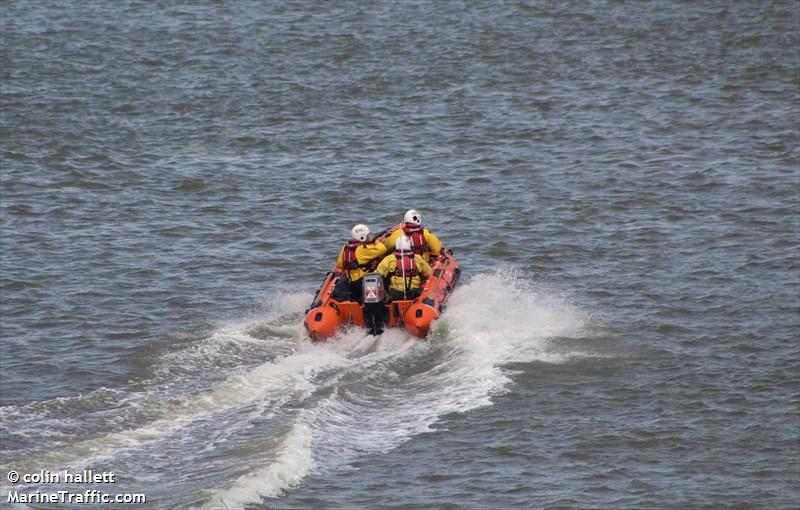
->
[1,269,594,509]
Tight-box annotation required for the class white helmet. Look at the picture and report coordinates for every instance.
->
[351,224,370,242]
[395,235,412,252]
[404,209,422,225]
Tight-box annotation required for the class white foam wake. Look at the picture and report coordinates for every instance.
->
[207,423,316,509]
[0,293,315,476]
[3,274,593,509]
[443,269,588,363]
[202,269,592,509]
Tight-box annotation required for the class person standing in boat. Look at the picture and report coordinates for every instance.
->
[382,209,444,262]
[376,236,432,302]
[333,224,388,302]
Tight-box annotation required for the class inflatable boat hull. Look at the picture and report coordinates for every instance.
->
[304,246,460,340]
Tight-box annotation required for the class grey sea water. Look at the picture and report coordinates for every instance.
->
[1,1,798,509]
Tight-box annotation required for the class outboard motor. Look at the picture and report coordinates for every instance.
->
[361,273,386,303]
[361,273,385,335]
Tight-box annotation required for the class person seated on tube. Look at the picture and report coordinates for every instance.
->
[382,209,444,263]
[376,235,432,302]
[332,224,388,302]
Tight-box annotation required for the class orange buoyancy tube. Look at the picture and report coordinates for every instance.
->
[402,250,460,337]
[305,303,342,340]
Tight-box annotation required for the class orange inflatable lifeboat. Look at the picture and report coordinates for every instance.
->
[304,227,460,341]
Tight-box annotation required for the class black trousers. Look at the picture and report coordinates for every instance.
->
[332,278,363,302]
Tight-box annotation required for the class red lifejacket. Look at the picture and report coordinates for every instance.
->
[393,250,418,277]
[342,240,365,270]
[402,223,429,254]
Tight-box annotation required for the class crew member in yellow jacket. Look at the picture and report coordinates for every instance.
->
[376,236,433,302]
[382,209,443,263]
[333,224,388,302]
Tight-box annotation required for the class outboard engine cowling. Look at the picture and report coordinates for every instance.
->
[361,273,386,303]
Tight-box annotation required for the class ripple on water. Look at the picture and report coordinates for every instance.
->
[1,1,798,508]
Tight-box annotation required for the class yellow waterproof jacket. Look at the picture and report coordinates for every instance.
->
[336,242,388,281]
[376,253,432,293]
[382,227,443,262]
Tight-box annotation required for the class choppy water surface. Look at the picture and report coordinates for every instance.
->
[1,1,798,509]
